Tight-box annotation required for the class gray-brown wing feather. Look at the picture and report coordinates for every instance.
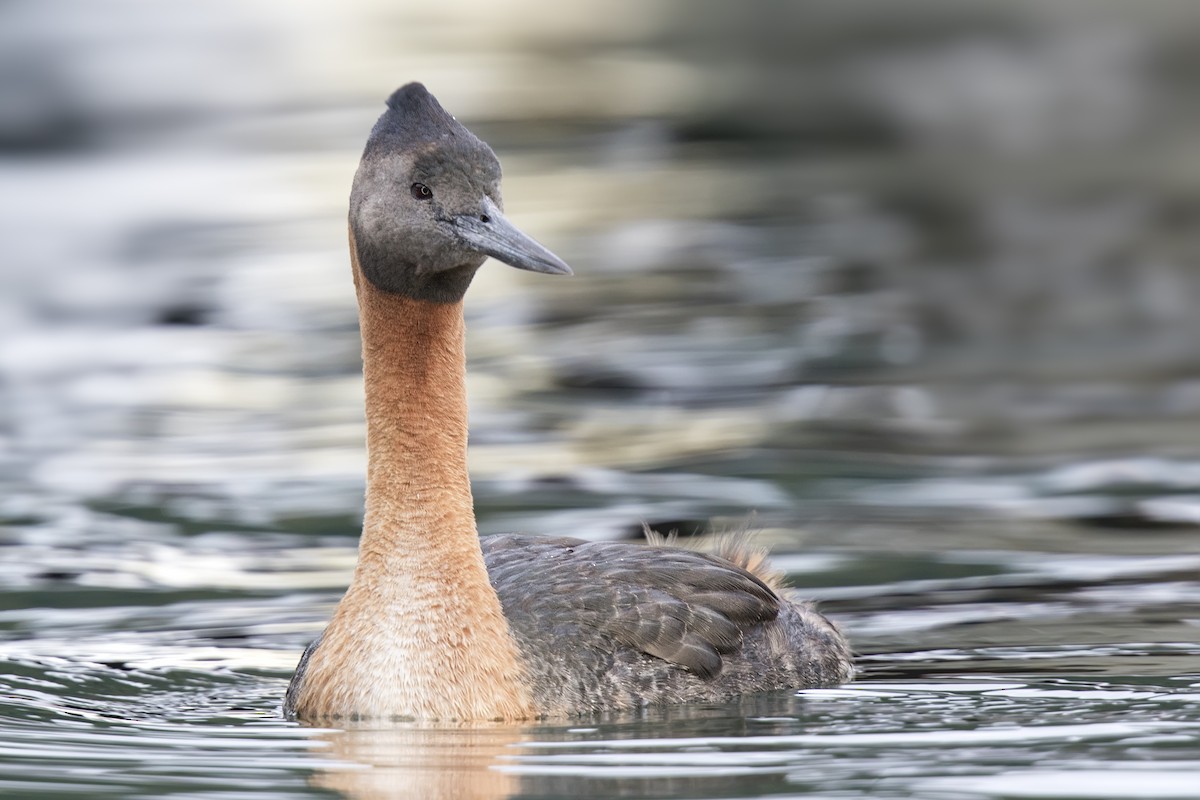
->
[483,535,779,681]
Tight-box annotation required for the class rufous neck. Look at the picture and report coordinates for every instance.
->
[288,214,535,723]
[351,246,478,576]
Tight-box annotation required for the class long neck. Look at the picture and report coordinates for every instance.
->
[355,261,476,575]
[291,234,534,721]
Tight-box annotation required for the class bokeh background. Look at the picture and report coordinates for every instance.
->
[4,0,1200,544]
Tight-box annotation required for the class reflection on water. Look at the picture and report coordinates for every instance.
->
[3,0,1200,798]
[312,726,524,800]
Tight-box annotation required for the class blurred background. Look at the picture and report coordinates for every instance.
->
[2,0,1200,672]
[5,0,1200,542]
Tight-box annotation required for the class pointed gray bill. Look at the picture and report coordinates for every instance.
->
[454,198,572,275]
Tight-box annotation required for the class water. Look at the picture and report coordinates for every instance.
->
[3,1,1200,798]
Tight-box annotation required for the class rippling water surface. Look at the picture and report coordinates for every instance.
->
[3,1,1200,798]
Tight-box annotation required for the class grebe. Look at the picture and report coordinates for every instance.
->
[284,83,853,721]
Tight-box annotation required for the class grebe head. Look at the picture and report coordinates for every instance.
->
[350,82,571,303]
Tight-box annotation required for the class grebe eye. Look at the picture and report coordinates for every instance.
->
[411,183,433,200]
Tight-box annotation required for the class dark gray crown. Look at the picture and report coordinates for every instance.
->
[364,82,480,157]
